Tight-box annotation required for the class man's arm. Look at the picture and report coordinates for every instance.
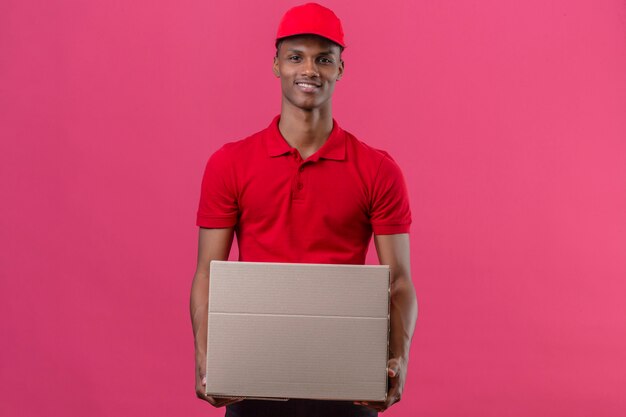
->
[355,233,417,412]
[190,227,242,407]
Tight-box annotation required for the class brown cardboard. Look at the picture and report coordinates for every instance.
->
[205,261,390,401]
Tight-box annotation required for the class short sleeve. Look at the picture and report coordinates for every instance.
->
[196,147,239,228]
[370,154,412,235]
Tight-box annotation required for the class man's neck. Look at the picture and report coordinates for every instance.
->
[278,106,334,159]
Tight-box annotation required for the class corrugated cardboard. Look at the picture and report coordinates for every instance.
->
[205,261,390,401]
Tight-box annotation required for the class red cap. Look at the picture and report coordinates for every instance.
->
[276,3,345,48]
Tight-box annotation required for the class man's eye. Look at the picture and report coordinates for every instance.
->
[289,56,301,62]
[319,57,333,64]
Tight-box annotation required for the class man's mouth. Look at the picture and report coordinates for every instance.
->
[295,81,321,92]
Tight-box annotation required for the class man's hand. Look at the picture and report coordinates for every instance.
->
[195,359,243,407]
[353,357,406,412]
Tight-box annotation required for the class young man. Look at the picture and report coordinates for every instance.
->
[190,3,417,416]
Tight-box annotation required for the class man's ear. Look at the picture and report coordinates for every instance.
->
[337,59,345,80]
[273,56,280,78]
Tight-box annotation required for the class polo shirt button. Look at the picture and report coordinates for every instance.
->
[299,166,304,172]
[297,182,304,190]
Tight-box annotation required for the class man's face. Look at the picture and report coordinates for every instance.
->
[273,35,344,112]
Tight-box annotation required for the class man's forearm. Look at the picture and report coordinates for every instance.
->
[190,272,209,357]
[389,275,418,361]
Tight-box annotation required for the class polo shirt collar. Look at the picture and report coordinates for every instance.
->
[265,114,346,161]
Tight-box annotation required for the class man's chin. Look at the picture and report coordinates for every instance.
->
[284,96,328,112]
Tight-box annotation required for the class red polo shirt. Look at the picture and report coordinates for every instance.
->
[196,115,411,264]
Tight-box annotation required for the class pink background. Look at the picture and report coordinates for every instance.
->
[1,0,625,416]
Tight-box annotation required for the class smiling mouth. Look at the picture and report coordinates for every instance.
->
[295,81,321,92]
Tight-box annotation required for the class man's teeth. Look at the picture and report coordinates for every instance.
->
[298,83,318,88]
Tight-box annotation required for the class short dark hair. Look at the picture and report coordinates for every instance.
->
[275,36,344,58]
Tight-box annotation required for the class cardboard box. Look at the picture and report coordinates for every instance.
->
[205,261,390,401]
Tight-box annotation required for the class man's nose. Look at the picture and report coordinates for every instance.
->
[301,58,319,77]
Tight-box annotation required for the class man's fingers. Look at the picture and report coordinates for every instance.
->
[387,357,401,377]
[205,394,242,406]
[196,386,243,407]
[212,397,243,407]
[354,400,386,412]
[196,390,210,402]
[383,382,403,410]
[387,378,400,404]
[219,398,243,407]
[354,359,404,411]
